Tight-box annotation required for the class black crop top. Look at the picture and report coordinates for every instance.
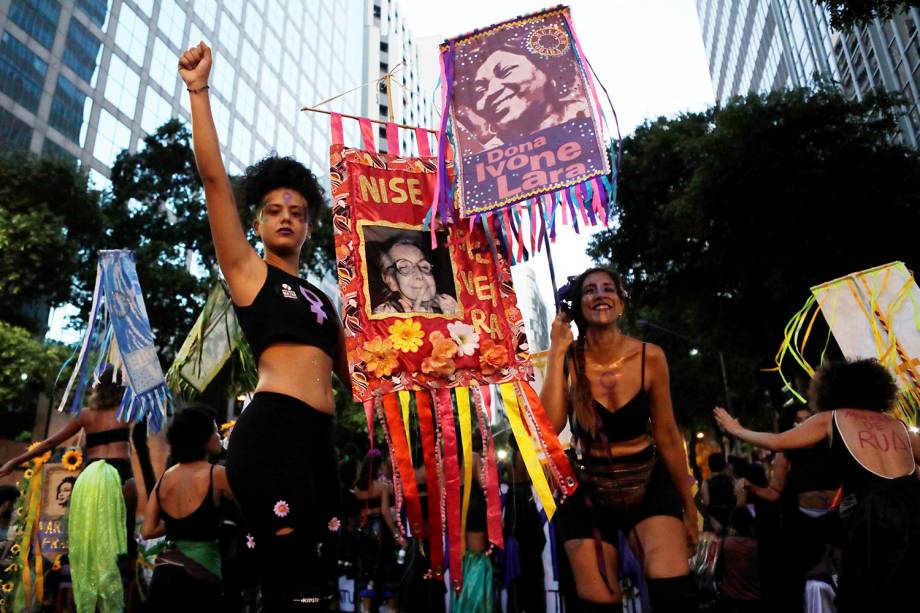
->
[157,465,220,542]
[593,343,651,442]
[233,263,340,360]
[85,427,131,448]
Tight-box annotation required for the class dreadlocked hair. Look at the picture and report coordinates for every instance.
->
[563,267,629,438]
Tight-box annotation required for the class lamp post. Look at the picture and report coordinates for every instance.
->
[635,319,732,413]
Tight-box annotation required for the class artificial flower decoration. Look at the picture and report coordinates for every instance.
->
[62,449,83,471]
[479,338,509,376]
[327,517,342,532]
[388,319,425,353]
[10,544,20,555]
[27,443,51,464]
[23,470,33,480]
[0,584,11,594]
[273,500,290,518]
[421,331,458,376]
[359,337,399,378]
[447,322,480,357]
[246,534,256,549]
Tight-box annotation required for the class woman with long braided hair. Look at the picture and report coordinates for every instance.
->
[541,268,699,612]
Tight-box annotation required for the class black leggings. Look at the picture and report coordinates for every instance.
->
[226,392,341,610]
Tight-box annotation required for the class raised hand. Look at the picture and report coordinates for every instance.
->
[178,41,212,89]
[549,313,574,354]
[713,406,742,436]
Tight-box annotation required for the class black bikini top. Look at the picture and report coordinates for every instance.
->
[592,343,651,443]
[233,263,340,361]
[157,465,220,542]
[85,427,131,448]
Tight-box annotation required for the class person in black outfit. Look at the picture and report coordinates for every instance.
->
[715,359,920,612]
[142,406,234,610]
[542,268,700,612]
[180,41,350,610]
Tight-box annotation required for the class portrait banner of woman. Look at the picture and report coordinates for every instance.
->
[38,463,81,558]
[329,119,578,589]
[331,139,531,400]
[440,6,611,217]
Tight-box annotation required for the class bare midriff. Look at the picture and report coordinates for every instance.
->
[256,344,335,414]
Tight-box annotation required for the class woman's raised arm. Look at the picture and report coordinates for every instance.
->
[179,42,262,301]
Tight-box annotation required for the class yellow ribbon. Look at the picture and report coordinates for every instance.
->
[398,390,412,450]
[18,460,44,604]
[456,386,473,551]
[500,383,556,519]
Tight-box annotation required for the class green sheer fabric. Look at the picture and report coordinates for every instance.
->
[69,460,127,612]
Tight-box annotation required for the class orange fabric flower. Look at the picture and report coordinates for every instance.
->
[359,337,399,378]
[479,338,509,376]
[421,331,458,376]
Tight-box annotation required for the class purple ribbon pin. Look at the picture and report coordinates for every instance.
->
[299,287,327,324]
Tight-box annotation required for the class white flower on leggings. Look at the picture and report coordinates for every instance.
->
[273,500,290,518]
[327,517,341,532]
[246,534,255,549]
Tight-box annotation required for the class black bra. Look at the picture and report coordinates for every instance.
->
[85,427,130,448]
[233,263,340,361]
[593,343,651,442]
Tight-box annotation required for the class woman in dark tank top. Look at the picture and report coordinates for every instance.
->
[715,359,920,613]
[143,405,233,611]
[180,40,351,609]
[541,267,700,612]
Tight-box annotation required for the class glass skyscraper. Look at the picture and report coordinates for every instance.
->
[0,0,367,190]
[697,1,919,147]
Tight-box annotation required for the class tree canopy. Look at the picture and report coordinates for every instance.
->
[815,1,919,30]
[0,154,101,332]
[588,87,920,428]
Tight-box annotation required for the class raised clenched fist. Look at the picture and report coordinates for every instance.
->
[178,41,212,89]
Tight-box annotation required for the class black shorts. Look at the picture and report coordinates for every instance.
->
[555,447,683,545]
[226,392,341,607]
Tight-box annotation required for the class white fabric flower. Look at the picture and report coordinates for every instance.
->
[447,322,480,357]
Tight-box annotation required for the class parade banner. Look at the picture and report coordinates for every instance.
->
[328,115,577,590]
[775,261,920,424]
[331,141,531,401]
[434,6,612,221]
[812,262,920,422]
[166,282,257,398]
[57,250,170,431]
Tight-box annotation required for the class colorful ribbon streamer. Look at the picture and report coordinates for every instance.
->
[499,383,556,519]
[382,394,425,538]
[415,391,445,576]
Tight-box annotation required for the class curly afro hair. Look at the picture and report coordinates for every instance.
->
[241,155,326,223]
[167,404,217,463]
[808,359,898,413]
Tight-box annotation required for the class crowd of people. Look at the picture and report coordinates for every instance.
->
[0,41,918,613]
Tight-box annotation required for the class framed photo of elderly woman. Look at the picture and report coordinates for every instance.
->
[358,222,462,319]
[444,6,610,216]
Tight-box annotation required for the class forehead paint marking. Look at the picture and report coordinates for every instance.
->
[282,191,293,204]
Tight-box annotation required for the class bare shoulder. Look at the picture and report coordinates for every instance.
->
[226,257,268,308]
[642,342,667,360]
